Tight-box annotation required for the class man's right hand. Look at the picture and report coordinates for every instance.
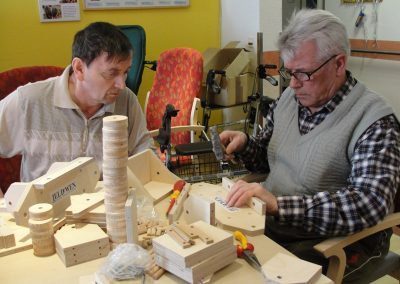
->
[219,131,248,157]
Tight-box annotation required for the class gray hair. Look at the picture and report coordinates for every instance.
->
[278,9,350,62]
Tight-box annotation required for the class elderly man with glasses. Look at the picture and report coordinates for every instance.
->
[219,9,400,282]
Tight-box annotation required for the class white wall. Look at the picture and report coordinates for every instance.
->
[326,1,400,116]
[348,56,400,116]
[325,0,400,41]
[220,0,261,49]
[220,0,282,123]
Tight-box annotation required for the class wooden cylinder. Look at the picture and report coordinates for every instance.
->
[28,203,55,256]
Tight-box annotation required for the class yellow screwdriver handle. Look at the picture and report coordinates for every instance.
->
[234,230,248,250]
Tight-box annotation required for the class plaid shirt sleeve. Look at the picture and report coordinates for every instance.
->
[276,115,400,235]
[237,99,277,172]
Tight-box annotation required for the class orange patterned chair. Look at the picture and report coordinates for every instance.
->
[0,66,64,194]
[145,48,204,147]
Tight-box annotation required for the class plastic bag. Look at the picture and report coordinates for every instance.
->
[99,243,150,280]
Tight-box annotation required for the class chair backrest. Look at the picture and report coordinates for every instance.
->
[119,25,146,95]
[145,47,203,145]
[0,65,64,194]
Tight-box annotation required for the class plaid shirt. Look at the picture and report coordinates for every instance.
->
[240,72,400,235]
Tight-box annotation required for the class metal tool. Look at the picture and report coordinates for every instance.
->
[210,126,225,161]
[234,230,262,270]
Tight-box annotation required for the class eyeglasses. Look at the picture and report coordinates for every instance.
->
[278,55,337,82]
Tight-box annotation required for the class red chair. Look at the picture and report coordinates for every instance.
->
[0,66,64,194]
[145,48,203,147]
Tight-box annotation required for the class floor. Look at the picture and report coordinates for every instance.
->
[371,228,400,284]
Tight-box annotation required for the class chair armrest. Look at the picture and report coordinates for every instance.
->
[149,125,205,137]
[313,212,400,283]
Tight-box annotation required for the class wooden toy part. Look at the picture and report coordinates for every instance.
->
[261,252,322,284]
[54,223,110,267]
[127,149,180,204]
[125,189,138,244]
[0,223,16,249]
[190,182,265,236]
[65,192,104,219]
[0,219,31,257]
[152,220,233,268]
[168,183,191,224]
[5,157,100,227]
[183,192,216,225]
[174,221,214,244]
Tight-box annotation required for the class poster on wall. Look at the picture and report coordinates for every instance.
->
[84,0,189,10]
[38,0,80,22]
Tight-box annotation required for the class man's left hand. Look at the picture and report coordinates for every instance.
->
[225,180,278,216]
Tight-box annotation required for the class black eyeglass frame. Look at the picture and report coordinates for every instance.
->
[278,54,338,82]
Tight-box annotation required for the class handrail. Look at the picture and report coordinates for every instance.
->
[351,48,400,56]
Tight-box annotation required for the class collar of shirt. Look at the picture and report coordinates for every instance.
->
[296,71,357,135]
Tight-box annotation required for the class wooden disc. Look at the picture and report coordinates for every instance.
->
[29,203,53,221]
[103,115,128,128]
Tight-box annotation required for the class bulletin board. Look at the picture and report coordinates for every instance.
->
[84,0,189,10]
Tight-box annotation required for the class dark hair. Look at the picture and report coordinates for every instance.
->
[72,22,132,66]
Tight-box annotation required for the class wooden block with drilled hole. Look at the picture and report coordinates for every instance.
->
[54,223,110,267]
[262,252,322,284]
[65,192,104,219]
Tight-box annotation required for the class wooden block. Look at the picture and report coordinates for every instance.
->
[190,183,265,236]
[7,157,99,227]
[183,193,215,225]
[261,252,322,284]
[152,220,233,268]
[166,227,193,248]
[54,223,110,267]
[0,224,16,249]
[174,221,213,244]
[0,214,32,256]
[28,203,53,221]
[125,189,138,244]
[222,177,266,215]
[65,192,104,218]
[155,245,236,284]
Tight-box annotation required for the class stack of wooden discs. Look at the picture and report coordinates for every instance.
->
[28,203,55,256]
[103,115,129,245]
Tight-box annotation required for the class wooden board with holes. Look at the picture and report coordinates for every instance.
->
[65,192,104,218]
[262,252,322,284]
[189,182,265,236]
[54,223,110,267]
[152,220,233,268]
[4,157,100,227]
